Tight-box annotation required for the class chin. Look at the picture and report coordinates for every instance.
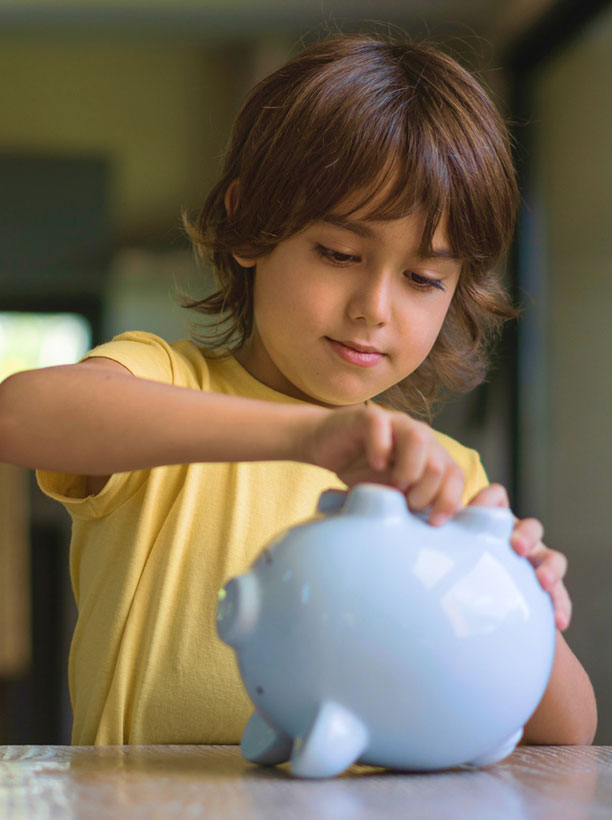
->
[305,385,375,408]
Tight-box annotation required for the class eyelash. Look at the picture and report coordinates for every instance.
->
[313,244,445,291]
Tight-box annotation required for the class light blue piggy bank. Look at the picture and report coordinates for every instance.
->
[216,484,555,778]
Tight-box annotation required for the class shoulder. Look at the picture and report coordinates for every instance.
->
[432,428,489,504]
[81,331,212,388]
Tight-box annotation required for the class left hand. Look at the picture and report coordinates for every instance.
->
[468,483,571,632]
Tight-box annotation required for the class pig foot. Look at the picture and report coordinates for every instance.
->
[290,700,369,779]
[241,711,293,765]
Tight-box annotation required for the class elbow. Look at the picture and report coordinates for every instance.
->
[556,704,598,746]
[573,675,598,746]
[558,717,597,747]
[522,675,598,747]
[578,694,598,746]
[522,720,597,747]
[0,373,24,464]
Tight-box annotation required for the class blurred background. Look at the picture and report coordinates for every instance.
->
[0,0,610,745]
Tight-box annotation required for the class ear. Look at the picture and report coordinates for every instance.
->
[224,179,257,269]
[224,179,240,217]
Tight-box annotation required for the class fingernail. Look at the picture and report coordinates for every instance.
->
[512,536,527,555]
[429,513,450,527]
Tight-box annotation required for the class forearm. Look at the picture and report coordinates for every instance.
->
[0,364,326,474]
[522,631,597,745]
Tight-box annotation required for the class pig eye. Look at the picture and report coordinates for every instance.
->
[263,550,273,565]
[256,686,264,695]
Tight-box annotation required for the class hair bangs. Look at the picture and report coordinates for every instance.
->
[327,124,454,263]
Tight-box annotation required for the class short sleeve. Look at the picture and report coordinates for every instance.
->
[35,332,175,519]
[80,331,177,383]
[36,468,149,520]
[460,448,489,504]
[431,429,489,506]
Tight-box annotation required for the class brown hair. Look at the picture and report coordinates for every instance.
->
[183,32,519,419]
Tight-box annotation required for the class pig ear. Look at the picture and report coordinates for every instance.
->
[290,701,369,779]
[241,711,293,765]
[316,489,347,515]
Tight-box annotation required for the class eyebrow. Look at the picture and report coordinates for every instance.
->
[321,216,460,262]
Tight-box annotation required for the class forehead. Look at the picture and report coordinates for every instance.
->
[321,187,457,262]
[323,212,452,249]
[321,171,456,257]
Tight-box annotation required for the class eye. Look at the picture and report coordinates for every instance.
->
[407,272,445,291]
[314,243,360,265]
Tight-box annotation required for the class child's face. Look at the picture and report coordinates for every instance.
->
[233,208,461,408]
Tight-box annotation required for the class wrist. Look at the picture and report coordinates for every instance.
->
[280,402,331,464]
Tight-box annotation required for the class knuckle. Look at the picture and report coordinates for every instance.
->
[439,488,463,515]
[363,405,384,424]
[432,473,463,514]
[397,416,427,443]
[427,458,445,479]
[524,516,544,534]
[363,407,389,437]
[489,482,510,504]
[448,463,466,484]
[409,425,431,449]
[554,551,568,575]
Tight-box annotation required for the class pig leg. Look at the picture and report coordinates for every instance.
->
[241,710,293,765]
[290,700,369,779]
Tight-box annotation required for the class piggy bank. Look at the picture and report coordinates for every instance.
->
[216,484,555,778]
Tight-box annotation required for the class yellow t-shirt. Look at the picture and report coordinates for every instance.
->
[37,331,489,745]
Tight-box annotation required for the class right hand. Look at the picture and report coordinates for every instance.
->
[299,405,466,525]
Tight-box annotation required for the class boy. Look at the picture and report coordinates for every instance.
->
[0,33,596,747]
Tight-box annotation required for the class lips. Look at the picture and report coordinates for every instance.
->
[338,340,382,354]
[326,338,385,368]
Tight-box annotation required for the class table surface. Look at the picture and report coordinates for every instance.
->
[2,745,612,819]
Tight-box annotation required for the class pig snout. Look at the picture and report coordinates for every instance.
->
[216,573,261,648]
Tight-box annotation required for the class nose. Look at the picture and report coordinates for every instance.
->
[346,268,393,327]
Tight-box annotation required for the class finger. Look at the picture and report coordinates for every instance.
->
[467,483,510,508]
[363,410,393,472]
[338,451,393,487]
[407,459,464,524]
[552,584,572,632]
[549,581,572,631]
[510,518,545,556]
[405,452,448,510]
[532,549,568,586]
[389,422,429,491]
[428,464,466,525]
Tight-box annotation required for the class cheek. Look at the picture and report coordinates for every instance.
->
[281,277,329,324]
[254,274,311,336]
[405,301,449,339]
[398,300,453,364]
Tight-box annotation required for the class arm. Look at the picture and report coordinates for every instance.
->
[522,630,597,745]
[0,357,326,475]
[0,357,469,524]
[469,484,597,746]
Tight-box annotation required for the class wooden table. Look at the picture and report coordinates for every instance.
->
[2,745,612,819]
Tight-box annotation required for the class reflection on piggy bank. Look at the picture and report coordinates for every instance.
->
[216,484,555,778]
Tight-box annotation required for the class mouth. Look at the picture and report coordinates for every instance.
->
[326,338,385,368]
[339,339,382,354]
